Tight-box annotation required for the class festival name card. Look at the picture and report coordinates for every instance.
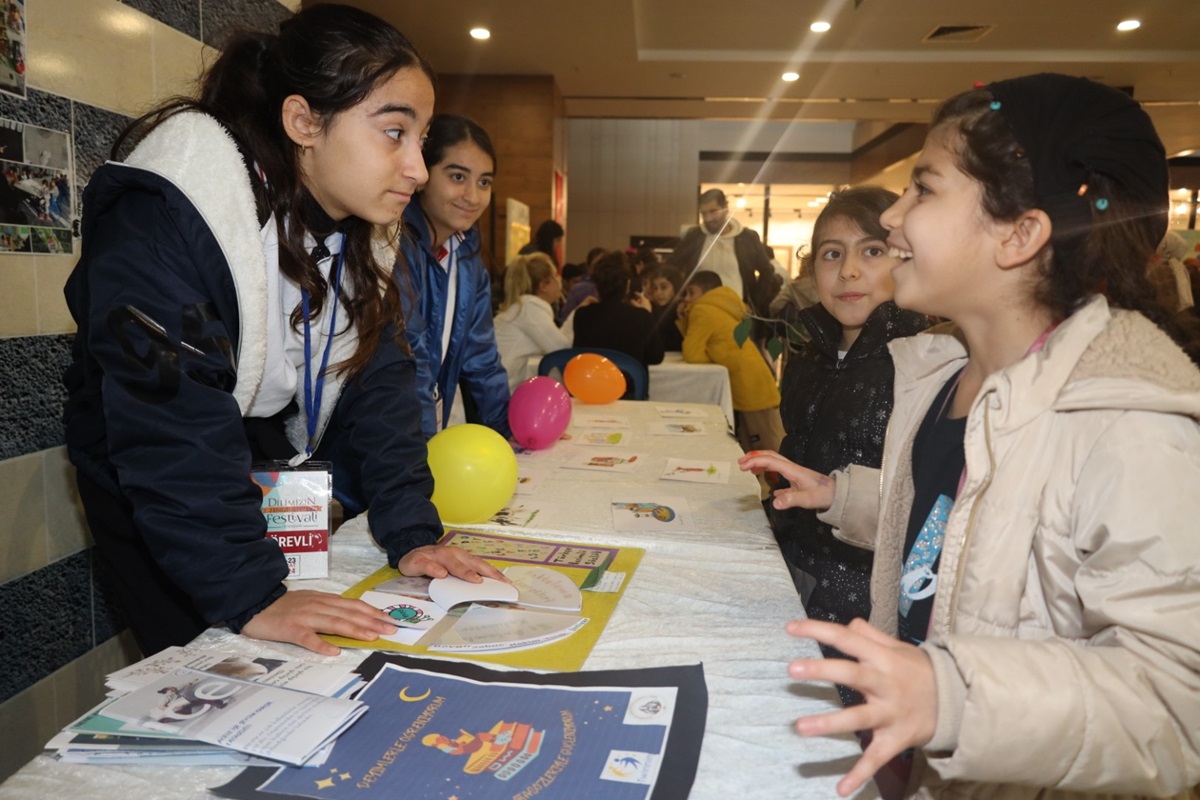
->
[251,463,332,579]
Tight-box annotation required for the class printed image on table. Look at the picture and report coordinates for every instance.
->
[256,663,678,800]
[610,497,693,531]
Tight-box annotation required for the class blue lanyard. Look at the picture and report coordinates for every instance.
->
[300,233,345,457]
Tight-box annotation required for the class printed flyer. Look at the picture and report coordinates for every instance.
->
[212,654,706,800]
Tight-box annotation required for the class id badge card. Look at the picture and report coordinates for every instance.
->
[250,460,332,579]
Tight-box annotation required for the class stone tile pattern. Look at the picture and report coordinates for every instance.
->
[0,550,126,705]
[72,102,133,189]
[0,334,73,461]
[202,0,291,48]
[116,0,200,39]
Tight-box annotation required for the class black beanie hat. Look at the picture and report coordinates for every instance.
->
[986,73,1169,257]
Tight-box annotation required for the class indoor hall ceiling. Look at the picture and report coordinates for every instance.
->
[337,0,1200,157]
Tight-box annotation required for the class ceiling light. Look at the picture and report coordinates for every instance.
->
[469,27,491,40]
[1116,19,1140,31]
[735,197,747,208]
[1175,203,1191,215]
[782,71,799,82]
[810,21,831,32]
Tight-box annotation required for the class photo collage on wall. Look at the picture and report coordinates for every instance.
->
[0,116,74,255]
[0,0,24,99]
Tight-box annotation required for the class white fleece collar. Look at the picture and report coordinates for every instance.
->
[122,111,268,416]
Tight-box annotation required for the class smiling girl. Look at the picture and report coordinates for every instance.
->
[401,114,511,439]
[62,5,502,658]
[766,187,927,696]
[742,74,1200,799]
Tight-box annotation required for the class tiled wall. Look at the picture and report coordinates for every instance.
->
[0,0,295,783]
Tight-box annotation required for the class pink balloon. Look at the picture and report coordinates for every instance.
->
[508,377,572,450]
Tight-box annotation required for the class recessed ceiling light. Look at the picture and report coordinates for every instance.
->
[735,197,747,208]
[782,71,799,82]
[1116,19,1140,31]
[810,21,831,33]
[469,27,491,40]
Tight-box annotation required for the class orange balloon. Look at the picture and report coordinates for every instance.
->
[563,353,626,404]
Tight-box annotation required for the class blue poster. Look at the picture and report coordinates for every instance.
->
[258,664,677,800]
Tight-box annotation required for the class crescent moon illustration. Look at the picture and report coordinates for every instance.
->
[398,686,431,703]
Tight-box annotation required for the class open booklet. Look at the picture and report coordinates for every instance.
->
[104,646,359,697]
[97,667,366,767]
[321,529,643,671]
[212,653,708,800]
[47,648,364,767]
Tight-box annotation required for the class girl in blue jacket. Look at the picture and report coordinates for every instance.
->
[401,115,511,439]
[62,5,502,657]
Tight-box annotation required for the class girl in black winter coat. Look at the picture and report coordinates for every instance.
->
[769,187,928,681]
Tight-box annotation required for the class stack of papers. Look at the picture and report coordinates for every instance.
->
[46,648,363,767]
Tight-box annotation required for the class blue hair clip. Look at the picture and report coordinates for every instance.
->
[989,101,1002,110]
[1095,198,1109,211]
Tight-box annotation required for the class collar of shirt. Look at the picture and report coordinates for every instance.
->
[434,231,467,269]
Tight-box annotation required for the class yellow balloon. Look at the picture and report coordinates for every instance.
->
[426,423,518,524]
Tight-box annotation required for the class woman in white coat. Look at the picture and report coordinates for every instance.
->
[493,252,577,389]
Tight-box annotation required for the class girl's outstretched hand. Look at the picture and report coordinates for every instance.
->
[737,450,835,511]
[242,589,405,656]
[787,618,937,797]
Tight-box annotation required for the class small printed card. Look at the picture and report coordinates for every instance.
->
[660,458,731,484]
[489,504,543,528]
[647,421,706,436]
[573,414,632,428]
[610,495,693,531]
[358,590,447,646]
[565,429,632,446]
[561,450,644,473]
[513,467,547,495]
[654,405,706,418]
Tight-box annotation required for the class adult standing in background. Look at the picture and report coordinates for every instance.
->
[401,114,510,439]
[668,188,780,318]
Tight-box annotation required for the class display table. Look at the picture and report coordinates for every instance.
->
[0,401,875,800]
[517,352,735,427]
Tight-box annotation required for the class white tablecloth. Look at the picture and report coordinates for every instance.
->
[518,352,735,428]
[0,401,875,800]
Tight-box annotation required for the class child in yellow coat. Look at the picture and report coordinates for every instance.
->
[678,270,784,452]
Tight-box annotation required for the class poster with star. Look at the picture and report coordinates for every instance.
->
[211,654,706,800]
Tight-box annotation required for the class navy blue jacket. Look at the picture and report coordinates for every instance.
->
[400,200,510,439]
[62,113,442,631]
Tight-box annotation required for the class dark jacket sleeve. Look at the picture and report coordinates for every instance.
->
[456,260,512,437]
[735,229,778,315]
[667,227,704,273]
[315,330,443,565]
[69,184,288,628]
[397,238,439,440]
[638,307,666,365]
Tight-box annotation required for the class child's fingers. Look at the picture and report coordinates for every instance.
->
[788,654,864,691]
[838,745,898,798]
[786,618,888,667]
[793,698,875,739]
